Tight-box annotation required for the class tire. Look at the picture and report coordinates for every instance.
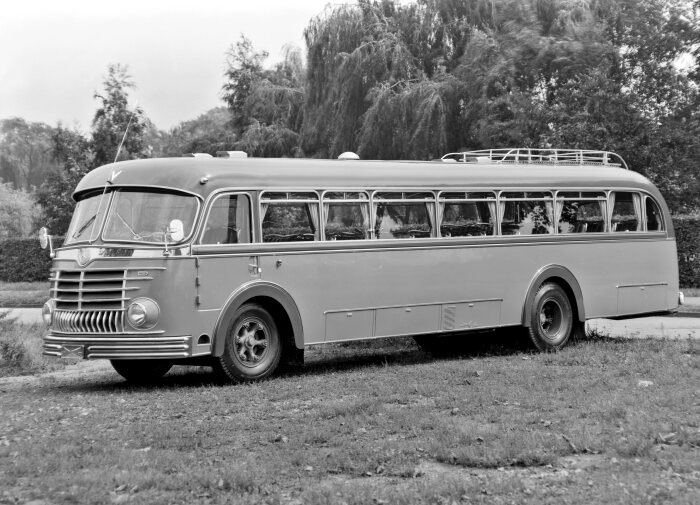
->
[527,282,576,351]
[214,303,283,383]
[110,359,172,383]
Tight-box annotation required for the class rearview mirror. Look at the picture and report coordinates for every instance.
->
[167,219,184,242]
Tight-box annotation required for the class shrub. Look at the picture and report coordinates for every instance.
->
[0,238,53,282]
[674,215,700,288]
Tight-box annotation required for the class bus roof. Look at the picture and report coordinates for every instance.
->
[75,157,660,200]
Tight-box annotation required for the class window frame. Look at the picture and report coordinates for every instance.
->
[320,190,371,241]
[497,190,555,236]
[259,190,322,243]
[199,191,253,246]
[436,190,497,238]
[554,190,608,235]
[100,187,202,246]
[643,195,666,232]
[371,190,437,240]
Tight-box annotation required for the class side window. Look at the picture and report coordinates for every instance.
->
[645,197,665,231]
[201,194,251,244]
[556,192,607,233]
[611,192,641,232]
[374,192,435,239]
[439,192,495,237]
[261,192,320,242]
[500,192,554,235]
[323,192,369,240]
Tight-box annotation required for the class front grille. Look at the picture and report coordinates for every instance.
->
[49,267,160,334]
[53,309,124,333]
[52,269,133,311]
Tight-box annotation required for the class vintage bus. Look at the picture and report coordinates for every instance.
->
[39,148,682,383]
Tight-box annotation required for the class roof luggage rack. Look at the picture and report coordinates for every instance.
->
[441,148,628,170]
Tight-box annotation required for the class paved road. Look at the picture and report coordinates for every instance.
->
[4,300,700,339]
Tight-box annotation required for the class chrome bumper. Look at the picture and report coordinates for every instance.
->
[43,333,211,360]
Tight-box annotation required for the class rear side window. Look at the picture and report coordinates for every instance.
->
[556,192,606,233]
[323,192,370,240]
[438,192,495,237]
[645,197,665,231]
[261,192,320,242]
[374,192,435,239]
[201,194,251,244]
[611,192,641,232]
[500,192,554,235]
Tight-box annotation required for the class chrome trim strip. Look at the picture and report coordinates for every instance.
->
[616,282,669,288]
[323,297,503,315]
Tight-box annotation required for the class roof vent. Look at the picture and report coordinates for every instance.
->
[183,153,213,158]
[217,151,248,158]
[338,151,360,160]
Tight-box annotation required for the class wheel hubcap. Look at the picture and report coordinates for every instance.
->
[233,318,269,366]
[539,298,564,341]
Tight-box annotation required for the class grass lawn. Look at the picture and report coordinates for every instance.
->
[0,332,698,504]
[0,281,50,307]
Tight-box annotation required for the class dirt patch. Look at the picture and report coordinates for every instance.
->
[0,359,113,389]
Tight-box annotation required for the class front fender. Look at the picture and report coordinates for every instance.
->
[212,281,304,356]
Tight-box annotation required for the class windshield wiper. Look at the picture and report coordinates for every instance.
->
[72,214,97,239]
[115,211,140,239]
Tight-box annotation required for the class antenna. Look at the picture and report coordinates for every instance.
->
[86,100,139,245]
[113,100,139,163]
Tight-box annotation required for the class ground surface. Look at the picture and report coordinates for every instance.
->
[1,331,698,505]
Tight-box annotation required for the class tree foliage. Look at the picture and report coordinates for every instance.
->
[0,118,58,190]
[0,182,40,238]
[92,64,151,167]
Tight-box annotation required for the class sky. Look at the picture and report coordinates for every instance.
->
[0,0,334,131]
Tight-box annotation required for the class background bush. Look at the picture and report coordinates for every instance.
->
[673,215,700,288]
[0,238,54,282]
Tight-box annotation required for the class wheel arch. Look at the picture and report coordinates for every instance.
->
[212,281,304,357]
[522,265,585,327]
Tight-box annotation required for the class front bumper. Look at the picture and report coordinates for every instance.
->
[43,333,211,360]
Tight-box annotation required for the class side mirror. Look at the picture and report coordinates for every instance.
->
[167,219,185,242]
[39,227,55,258]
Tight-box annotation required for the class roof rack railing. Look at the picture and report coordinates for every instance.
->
[441,148,629,170]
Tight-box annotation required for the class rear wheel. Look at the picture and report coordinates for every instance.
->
[110,359,172,383]
[214,303,282,382]
[527,282,577,351]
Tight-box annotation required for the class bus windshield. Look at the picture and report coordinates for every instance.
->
[102,190,199,244]
[65,192,110,244]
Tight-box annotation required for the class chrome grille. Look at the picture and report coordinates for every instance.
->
[52,269,131,311]
[48,267,161,334]
[53,309,124,333]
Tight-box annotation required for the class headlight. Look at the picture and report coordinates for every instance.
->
[126,298,160,330]
[42,299,56,326]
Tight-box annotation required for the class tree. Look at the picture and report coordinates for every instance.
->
[0,118,58,190]
[91,64,151,167]
[222,35,270,129]
[0,182,40,238]
[34,125,93,237]
[161,107,237,156]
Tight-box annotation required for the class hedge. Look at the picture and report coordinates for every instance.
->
[674,215,700,288]
[1,216,699,286]
[0,238,54,282]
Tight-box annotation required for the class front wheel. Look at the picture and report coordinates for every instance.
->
[527,283,579,352]
[214,303,282,383]
[110,359,172,383]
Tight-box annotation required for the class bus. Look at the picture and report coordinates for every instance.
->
[39,148,682,383]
